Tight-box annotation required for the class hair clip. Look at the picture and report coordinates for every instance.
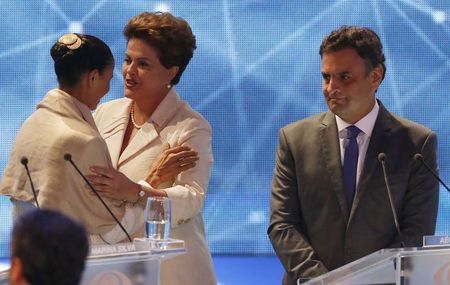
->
[58,33,82,50]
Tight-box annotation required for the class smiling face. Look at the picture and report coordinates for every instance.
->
[321,48,383,124]
[122,38,178,106]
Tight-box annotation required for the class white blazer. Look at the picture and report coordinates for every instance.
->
[94,88,217,285]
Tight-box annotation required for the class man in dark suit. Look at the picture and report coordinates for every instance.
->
[268,26,439,285]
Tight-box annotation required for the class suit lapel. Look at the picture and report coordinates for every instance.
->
[349,101,393,222]
[320,112,350,222]
[114,89,183,167]
[101,114,128,169]
[99,100,163,167]
[118,123,160,166]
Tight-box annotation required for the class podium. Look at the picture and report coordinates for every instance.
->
[0,239,185,285]
[81,239,185,285]
[302,246,450,285]
[0,270,7,285]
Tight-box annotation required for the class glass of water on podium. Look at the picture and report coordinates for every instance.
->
[145,197,171,241]
[135,196,184,251]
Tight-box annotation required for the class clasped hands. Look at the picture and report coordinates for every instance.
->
[85,145,199,202]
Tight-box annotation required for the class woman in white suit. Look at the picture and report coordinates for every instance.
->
[87,12,216,285]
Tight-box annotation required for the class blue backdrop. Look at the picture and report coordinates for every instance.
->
[1,0,449,257]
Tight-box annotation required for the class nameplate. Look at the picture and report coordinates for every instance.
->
[423,235,450,247]
[90,242,137,256]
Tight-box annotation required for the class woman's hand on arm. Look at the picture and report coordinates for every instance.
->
[86,166,140,202]
[146,145,199,188]
[85,145,198,202]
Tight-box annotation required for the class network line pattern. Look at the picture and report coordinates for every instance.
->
[0,1,449,257]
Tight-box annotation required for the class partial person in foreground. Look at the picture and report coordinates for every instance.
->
[268,26,439,285]
[86,12,216,285]
[0,33,142,243]
[9,209,88,285]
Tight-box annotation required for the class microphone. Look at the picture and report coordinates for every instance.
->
[378,153,405,248]
[414,153,450,193]
[63,153,132,242]
[20,157,40,209]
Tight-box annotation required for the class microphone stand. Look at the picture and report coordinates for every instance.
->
[378,153,405,248]
[20,157,40,209]
[64,153,132,242]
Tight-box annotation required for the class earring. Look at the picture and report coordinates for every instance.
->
[166,83,172,89]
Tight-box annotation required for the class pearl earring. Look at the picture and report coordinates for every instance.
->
[166,83,172,89]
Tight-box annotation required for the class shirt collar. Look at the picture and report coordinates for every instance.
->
[150,87,181,128]
[336,100,379,137]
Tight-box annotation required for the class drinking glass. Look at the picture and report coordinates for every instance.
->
[145,197,171,240]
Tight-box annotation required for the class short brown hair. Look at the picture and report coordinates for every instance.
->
[124,12,196,85]
[320,26,386,80]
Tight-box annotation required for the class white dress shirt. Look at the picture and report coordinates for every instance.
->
[336,100,379,187]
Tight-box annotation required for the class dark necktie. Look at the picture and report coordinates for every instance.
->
[343,125,361,209]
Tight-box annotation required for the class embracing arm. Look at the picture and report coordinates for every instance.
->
[87,120,211,228]
[87,145,199,201]
[160,122,213,227]
[268,128,328,284]
[145,144,199,188]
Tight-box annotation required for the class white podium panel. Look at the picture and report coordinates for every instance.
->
[301,246,450,285]
[0,270,7,285]
[0,239,186,285]
[82,239,185,285]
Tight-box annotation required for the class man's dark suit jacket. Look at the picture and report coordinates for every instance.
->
[268,101,439,285]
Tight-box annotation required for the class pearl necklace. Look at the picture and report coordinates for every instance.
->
[130,104,144,129]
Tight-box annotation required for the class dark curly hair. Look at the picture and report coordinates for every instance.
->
[320,26,386,81]
[11,209,88,285]
[123,11,197,85]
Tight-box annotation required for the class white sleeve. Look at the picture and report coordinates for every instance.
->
[164,122,213,228]
[99,205,144,244]
[138,122,213,229]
